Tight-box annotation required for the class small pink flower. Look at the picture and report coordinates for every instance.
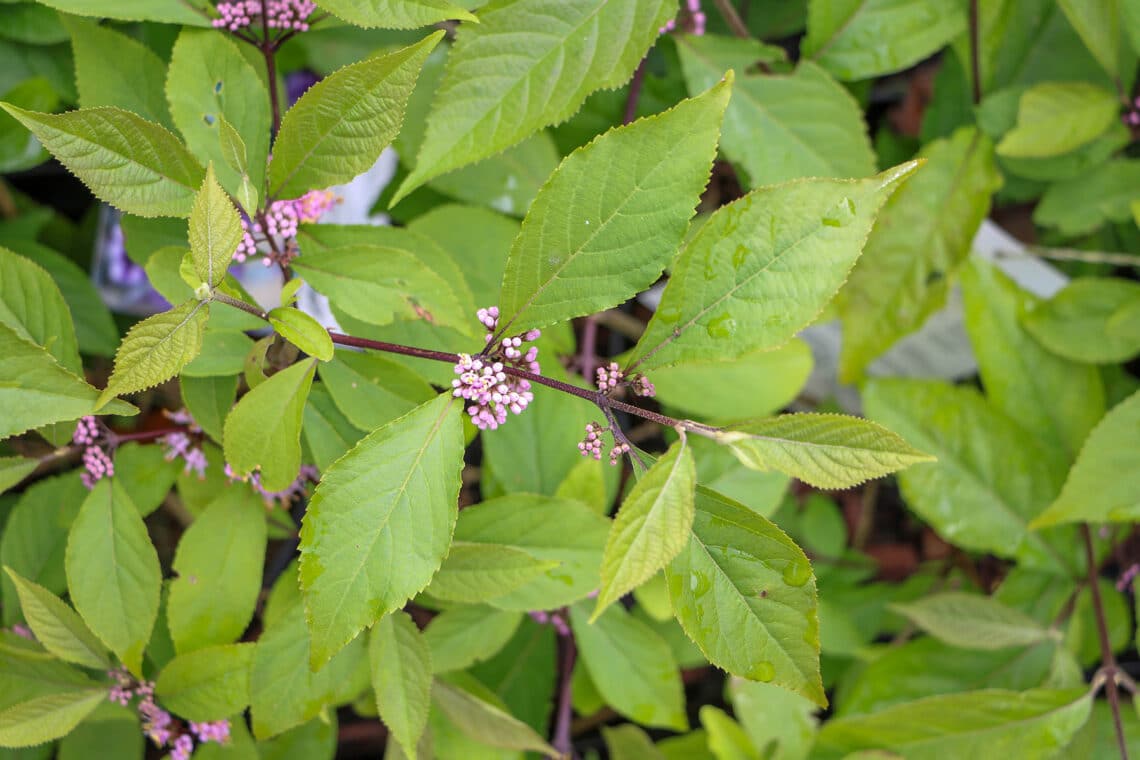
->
[190,720,231,744]
[73,416,99,445]
[170,733,194,760]
[81,446,114,489]
[452,307,541,431]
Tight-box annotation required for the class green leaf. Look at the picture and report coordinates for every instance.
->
[182,330,253,378]
[217,116,248,177]
[0,246,80,374]
[268,308,334,362]
[961,259,1105,461]
[3,568,109,669]
[143,247,262,332]
[1033,158,1140,235]
[189,165,242,290]
[0,104,204,218]
[862,379,1072,571]
[167,486,267,653]
[594,439,696,620]
[1058,0,1131,80]
[180,374,238,444]
[996,82,1119,158]
[315,0,476,28]
[1022,277,1140,363]
[167,30,271,196]
[99,299,209,407]
[718,413,934,490]
[450,494,610,610]
[838,128,1001,381]
[370,611,432,759]
[426,542,559,604]
[154,643,254,721]
[570,601,688,730]
[428,132,561,218]
[394,0,675,200]
[665,486,824,706]
[423,606,522,674]
[291,245,468,333]
[223,358,316,492]
[815,688,1091,759]
[64,479,161,675]
[301,383,366,472]
[29,0,212,25]
[891,592,1051,650]
[268,32,443,199]
[1032,390,1140,526]
[113,442,179,517]
[62,17,170,128]
[0,458,36,496]
[729,678,818,760]
[497,77,731,332]
[0,324,135,439]
[631,162,919,371]
[299,394,464,667]
[677,39,874,187]
[0,690,107,748]
[700,705,756,759]
[317,351,434,432]
[603,724,668,760]
[0,77,56,174]
[431,679,557,755]
[803,0,967,80]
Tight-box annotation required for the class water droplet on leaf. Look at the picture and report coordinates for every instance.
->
[821,197,856,228]
[782,559,811,587]
[753,661,775,682]
[706,313,736,339]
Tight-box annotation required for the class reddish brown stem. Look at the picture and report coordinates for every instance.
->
[1083,525,1130,760]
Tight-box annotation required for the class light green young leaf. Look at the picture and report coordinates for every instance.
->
[890,592,1051,651]
[269,32,444,199]
[0,104,204,217]
[4,568,109,669]
[0,324,125,438]
[299,394,464,667]
[99,299,209,407]
[223,358,316,492]
[729,678,818,760]
[497,77,732,332]
[718,413,934,490]
[423,605,522,674]
[570,601,688,730]
[839,128,1001,381]
[268,307,334,362]
[815,688,1091,758]
[65,479,161,675]
[394,0,675,201]
[450,494,610,611]
[603,724,668,760]
[302,383,366,472]
[677,38,874,188]
[700,705,757,759]
[1022,277,1140,363]
[630,162,919,371]
[181,329,253,378]
[167,30,271,195]
[1032,391,1140,527]
[217,116,247,176]
[291,245,468,333]
[155,643,254,721]
[996,82,1119,158]
[0,246,81,374]
[189,165,242,289]
[167,486,267,653]
[431,679,557,755]
[0,689,107,748]
[665,485,824,706]
[30,0,212,25]
[370,611,432,760]
[863,379,1073,572]
[1033,159,1140,235]
[0,458,37,496]
[803,0,967,80]
[426,542,560,604]
[1058,0,1130,80]
[315,0,476,28]
[317,351,434,432]
[63,17,171,128]
[594,439,696,620]
[961,259,1105,461]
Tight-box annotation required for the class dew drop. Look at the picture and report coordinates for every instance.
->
[821,196,856,228]
[782,559,811,587]
[203,113,216,126]
[753,661,775,682]
[706,313,736,339]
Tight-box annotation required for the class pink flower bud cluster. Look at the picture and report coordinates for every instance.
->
[190,721,231,744]
[233,190,340,266]
[1123,98,1140,126]
[661,0,706,35]
[171,734,194,760]
[81,445,114,489]
[528,609,571,637]
[107,667,230,759]
[212,0,316,33]
[594,362,656,398]
[1118,563,1140,592]
[160,432,208,480]
[72,415,99,445]
[224,463,318,507]
[578,422,630,466]
[452,307,542,431]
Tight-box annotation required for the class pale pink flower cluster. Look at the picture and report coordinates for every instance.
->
[594,361,656,398]
[107,668,230,759]
[578,422,630,466]
[661,0,706,35]
[234,190,339,266]
[529,610,570,637]
[81,445,114,489]
[160,432,208,480]
[1118,563,1140,592]
[72,415,99,445]
[212,0,316,32]
[452,307,542,430]
[190,721,232,744]
[224,463,318,507]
